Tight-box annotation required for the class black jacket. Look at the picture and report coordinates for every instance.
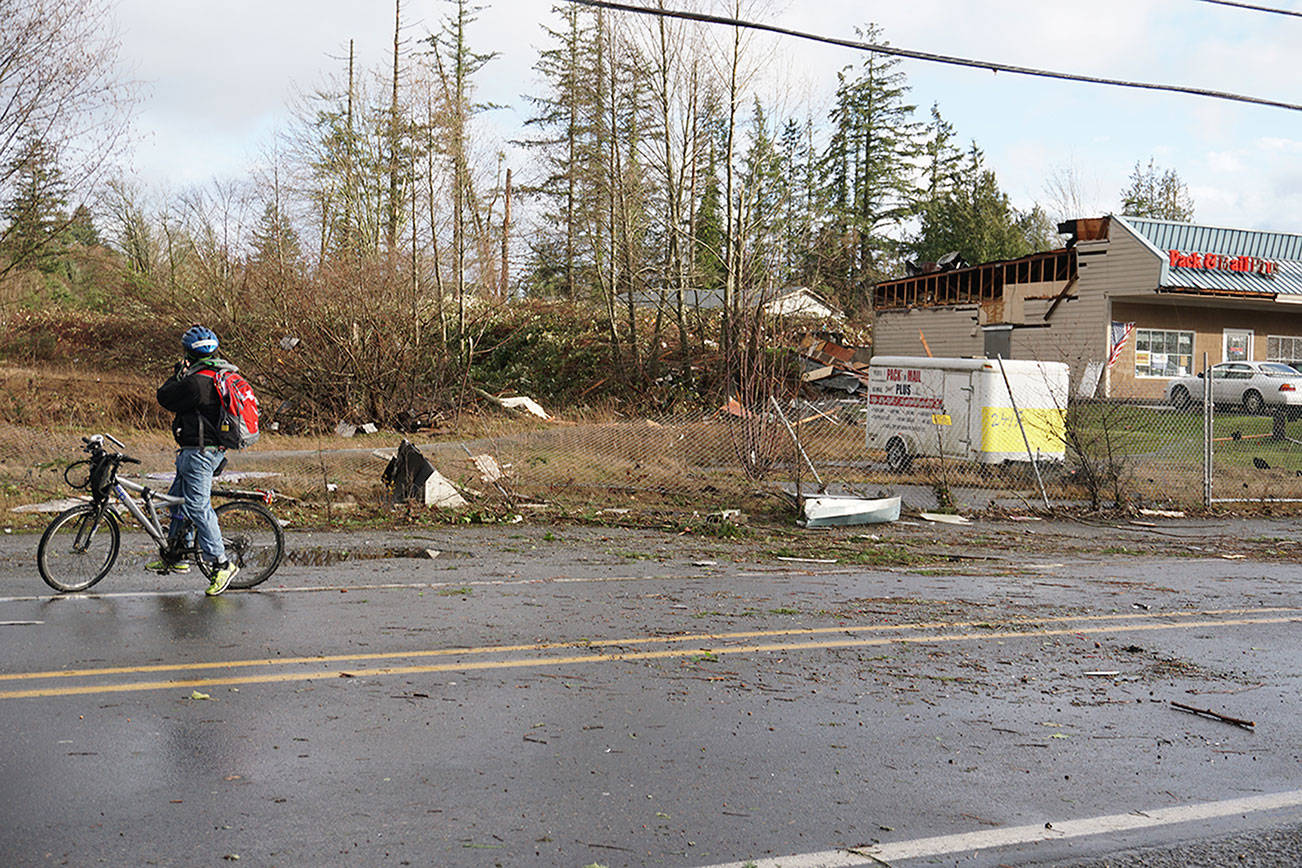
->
[157,360,229,447]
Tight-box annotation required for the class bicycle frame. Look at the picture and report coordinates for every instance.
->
[107,476,182,546]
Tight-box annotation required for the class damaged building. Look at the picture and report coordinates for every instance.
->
[871,215,1302,401]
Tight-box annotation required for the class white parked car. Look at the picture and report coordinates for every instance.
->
[1164,361,1302,415]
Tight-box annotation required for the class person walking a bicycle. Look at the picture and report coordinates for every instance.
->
[149,325,240,595]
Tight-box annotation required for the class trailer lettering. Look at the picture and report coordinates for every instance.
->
[868,394,944,410]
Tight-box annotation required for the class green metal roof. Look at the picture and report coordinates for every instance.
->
[1115,215,1302,297]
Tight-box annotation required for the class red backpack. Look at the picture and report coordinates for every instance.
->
[198,368,261,449]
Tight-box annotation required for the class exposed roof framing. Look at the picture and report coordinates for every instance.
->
[873,248,1077,311]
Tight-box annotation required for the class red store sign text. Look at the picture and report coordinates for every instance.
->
[1169,249,1277,277]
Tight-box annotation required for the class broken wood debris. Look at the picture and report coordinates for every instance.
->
[1170,700,1255,729]
[794,335,870,394]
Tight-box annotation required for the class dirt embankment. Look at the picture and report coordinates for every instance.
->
[0,366,170,430]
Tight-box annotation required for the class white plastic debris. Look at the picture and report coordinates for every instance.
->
[920,512,972,525]
[470,454,505,483]
[422,469,467,508]
[500,396,550,420]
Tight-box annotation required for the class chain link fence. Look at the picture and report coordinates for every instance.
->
[8,364,1302,525]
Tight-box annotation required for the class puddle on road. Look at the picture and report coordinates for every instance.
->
[284,546,473,567]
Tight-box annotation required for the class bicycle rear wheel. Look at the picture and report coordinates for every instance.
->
[212,501,284,588]
[37,504,121,592]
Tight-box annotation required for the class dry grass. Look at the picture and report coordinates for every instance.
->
[2,364,1285,531]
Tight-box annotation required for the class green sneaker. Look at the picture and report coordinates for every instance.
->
[146,558,190,574]
[206,561,239,596]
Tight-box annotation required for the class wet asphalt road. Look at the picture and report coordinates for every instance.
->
[1,520,1301,867]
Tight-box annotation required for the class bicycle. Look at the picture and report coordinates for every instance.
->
[36,434,285,593]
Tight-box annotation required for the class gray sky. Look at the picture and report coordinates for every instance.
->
[114,0,1302,232]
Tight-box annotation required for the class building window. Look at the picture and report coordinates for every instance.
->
[1134,329,1193,378]
[1267,335,1302,368]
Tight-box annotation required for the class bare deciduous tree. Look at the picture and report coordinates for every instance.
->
[0,0,136,271]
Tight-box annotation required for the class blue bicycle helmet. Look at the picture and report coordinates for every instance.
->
[181,325,219,357]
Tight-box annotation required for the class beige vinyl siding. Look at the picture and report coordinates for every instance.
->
[872,306,983,358]
[1010,241,1109,391]
[1086,225,1164,301]
[1046,227,1163,397]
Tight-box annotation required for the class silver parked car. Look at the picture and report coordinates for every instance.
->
[1164,361,1302,414]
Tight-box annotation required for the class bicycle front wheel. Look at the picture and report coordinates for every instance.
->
[213,501,284,588]
[37,504,121,592]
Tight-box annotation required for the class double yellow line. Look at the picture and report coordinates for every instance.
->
[3,607,1297,700]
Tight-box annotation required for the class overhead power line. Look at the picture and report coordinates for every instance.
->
[1196,0,1302,19]
[567,0,1302,113]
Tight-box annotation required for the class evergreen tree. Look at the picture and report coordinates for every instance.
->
[521,4,602,300]
[693,138,725,295]
[1120,158,1195,221]
[819,24,921,304]
[427,0,500,345]
[736,100,784,295]
[775,116,817,287]
[910,143,1052,265]
[66,205,100,248]
[250,201,303,275]
[0,136,70,272]
[918,105,963,205]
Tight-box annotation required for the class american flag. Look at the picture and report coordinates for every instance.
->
[1107,321,1135,369]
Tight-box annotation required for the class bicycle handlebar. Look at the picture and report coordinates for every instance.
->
[81,435,139,466]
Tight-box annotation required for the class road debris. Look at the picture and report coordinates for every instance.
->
[801,495,899,528]
[461,444,514,502]
[12,497,92,514]
[382,439,467,508]
[1084,671,1121,677]
[920,512,972,525]
[1170,700,1255,729]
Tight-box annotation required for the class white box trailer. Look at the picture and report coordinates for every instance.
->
[865,356,1070,471]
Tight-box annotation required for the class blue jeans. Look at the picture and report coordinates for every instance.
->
[167,447,226,564]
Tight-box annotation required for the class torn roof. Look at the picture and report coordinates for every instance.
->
[1114,215,1302,297]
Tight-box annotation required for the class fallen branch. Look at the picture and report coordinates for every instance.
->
[1170,700,1255,729]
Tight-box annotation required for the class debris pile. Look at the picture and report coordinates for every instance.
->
[794,335,870,395]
